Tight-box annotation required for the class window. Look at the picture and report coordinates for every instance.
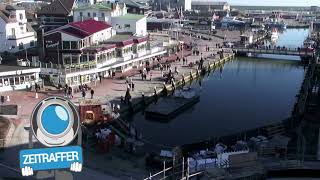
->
[93,12,96,17]
[19,13,23,20]
[9,78,14,86]
[124,24,130,29]
[63,41,70,49]
[15,77,20,85]
[30,40,35,47]
[88,12,91,17]
[30,75,35,80]
[20,76,25,84]
[79,12,83,16]
[101,13,105,17]
[64,55,71,64]
[19,43,24,50]
[0,79,3,87]
[70,41,78,49]
[11,28,15,36]
[4,78,8,86]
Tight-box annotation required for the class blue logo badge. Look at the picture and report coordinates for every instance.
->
[20,97,83,176]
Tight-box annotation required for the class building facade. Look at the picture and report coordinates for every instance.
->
[36,0,76,32]
[73,2,127,23]
[42,19,165,87]
[191,1,230,12]
[119,0,151,15]
[0,5,36,52]
[111,13,147,36]
[73,2,147,36]
[0,65,40,92]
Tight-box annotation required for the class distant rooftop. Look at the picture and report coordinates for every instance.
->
[112,13,145,20]
[104,34,147,46]
[191,1,228,6]
[37,0,75,16]
[119,0,149,9]
[105,34,133,42]
[74,3,112,11]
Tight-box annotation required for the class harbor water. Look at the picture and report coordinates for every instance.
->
[129,29,308,147]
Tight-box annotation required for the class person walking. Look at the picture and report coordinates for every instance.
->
[90,89,94,99]
[82,90,86,99]
[99,75,102,83]
[68,87,72,99]
[64,87,67,97]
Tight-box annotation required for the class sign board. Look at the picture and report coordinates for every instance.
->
[20,146,83,171]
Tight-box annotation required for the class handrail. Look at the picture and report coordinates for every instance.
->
[233,47,314,56]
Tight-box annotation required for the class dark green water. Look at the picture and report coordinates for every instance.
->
[131,58,305,146]
[130,29,308,147]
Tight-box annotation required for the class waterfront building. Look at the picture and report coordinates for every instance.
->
[111,13,147,36]
[41,19,165,87]
[119,0,151,15]
[147,17,182,31]
[0,5,36,52]
[0,65,40,92]
[73,2,147,36]
[43,19,114,65]
[311,20,320,32]
[310,6,320,13]
[191,1,230,12]
[73,2,127,23]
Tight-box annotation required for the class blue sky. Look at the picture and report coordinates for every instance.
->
[226,0,320,6]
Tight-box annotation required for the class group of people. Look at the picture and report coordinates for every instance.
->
[139,67,152,81]
[193,50,201,56]
[81,88,95,99]
[64,84,73,99]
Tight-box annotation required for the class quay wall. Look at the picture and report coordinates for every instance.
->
[119,54,235,118]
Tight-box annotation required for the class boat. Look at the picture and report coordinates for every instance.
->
[264,17,287,30]
[270,28,278,42]
[173,86,198,99]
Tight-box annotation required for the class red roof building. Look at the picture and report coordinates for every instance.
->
[68,19,112,36]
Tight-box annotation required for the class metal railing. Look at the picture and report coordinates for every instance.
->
[234,47,315,56]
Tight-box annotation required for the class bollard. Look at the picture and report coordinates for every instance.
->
[6,96,10,102]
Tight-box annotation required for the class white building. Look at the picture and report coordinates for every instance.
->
[73,2,127,23]
[0,65,41,92]
[41,19,165,87]
[0,5,36,52]
[73,2,147,36]
[111,13,147,36]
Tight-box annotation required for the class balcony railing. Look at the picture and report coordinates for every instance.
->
[7,32,35,40]
[35,46,166,75]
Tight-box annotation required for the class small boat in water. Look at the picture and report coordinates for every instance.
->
[173,87,198,99]
[270,28,278,42]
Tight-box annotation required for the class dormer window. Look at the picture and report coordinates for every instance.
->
[19,13,23,20]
